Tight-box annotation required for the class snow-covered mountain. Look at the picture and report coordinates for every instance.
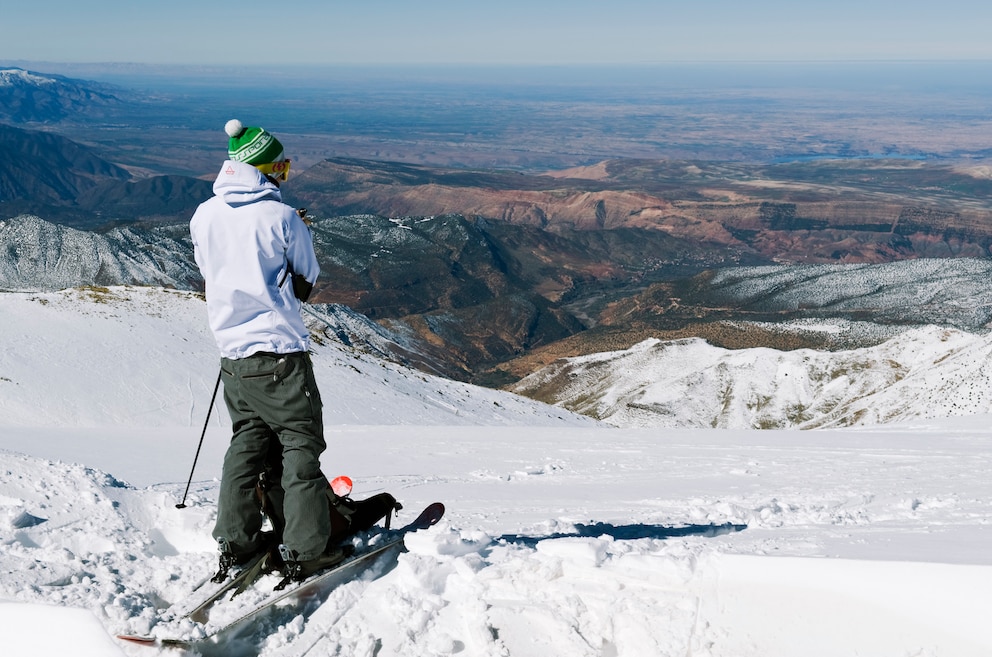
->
[0,67,123,123]
[0,215,197,291]
[702,258,992,331]
[512,324,992,429]
[2,284,991,656]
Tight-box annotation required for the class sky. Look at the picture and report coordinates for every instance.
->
[2,0,991,66]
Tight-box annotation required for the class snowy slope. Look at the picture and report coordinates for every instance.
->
[2,286,992,657]
[513,326,992,429]
[0,286,594,428]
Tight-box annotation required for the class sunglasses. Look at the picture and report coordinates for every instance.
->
[256,159,291,182]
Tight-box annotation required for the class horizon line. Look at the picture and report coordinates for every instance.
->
[5,58,992,69]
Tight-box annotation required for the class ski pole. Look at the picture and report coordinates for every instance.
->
[176,368,222,509]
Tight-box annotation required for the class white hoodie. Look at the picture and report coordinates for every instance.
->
[190,160,320,359]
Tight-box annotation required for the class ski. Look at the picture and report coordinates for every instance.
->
[117,502,444,649]
[146,473,370,626]
[175,548,272,624]
[116,549,275,647]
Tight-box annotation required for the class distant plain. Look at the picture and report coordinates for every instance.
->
[26,60,992,175]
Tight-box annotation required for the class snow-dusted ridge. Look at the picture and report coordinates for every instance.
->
[0,215,197,292]
[513,325,992,429]
[0,68,124,123]
[0,68,57,87]
[706,258,992,330]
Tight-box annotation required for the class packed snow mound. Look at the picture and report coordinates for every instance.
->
[1,603,127,657]
[513,326,992,428]
[0,285,595,428]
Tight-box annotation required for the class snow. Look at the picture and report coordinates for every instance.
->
[0,216,198,293]
[0,68,57,87]
[0,603,124,656]
[2,286,992,656]
[512,327,992,429]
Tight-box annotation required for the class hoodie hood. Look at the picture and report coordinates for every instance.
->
[212,159,282,206]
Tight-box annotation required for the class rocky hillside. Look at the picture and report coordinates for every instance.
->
[0,215,199,291]
[0,123,211,227]
[0,123,131,201]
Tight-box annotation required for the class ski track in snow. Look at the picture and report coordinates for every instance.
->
[1,287,991,656]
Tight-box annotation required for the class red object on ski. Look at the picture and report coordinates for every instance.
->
[330,475,353,497]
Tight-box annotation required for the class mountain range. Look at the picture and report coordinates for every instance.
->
[6,211,992,395]
[5,68,992,422]
[0,122,212,227]
[0,67,124,123]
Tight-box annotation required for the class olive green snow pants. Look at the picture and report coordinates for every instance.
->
[213,351,330,561]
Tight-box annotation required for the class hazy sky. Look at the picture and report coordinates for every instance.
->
[2,1,991,66]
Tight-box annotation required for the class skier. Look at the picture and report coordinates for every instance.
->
[190,119,344,583]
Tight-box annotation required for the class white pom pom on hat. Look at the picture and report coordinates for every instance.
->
[225,119,245,138]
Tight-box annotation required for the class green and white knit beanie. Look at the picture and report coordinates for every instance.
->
[225,119,284,165]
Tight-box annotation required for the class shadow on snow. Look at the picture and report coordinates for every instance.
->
[497,521,747,548]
